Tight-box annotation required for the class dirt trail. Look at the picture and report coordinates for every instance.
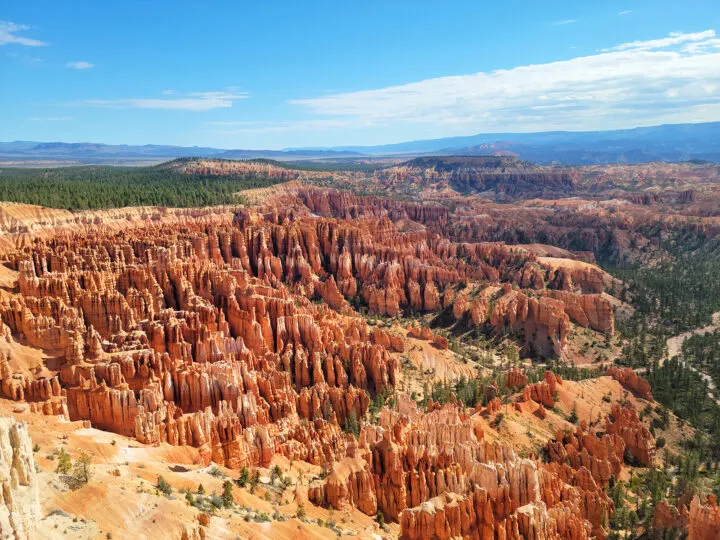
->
[665,311,720,404]
[666,312,720,359]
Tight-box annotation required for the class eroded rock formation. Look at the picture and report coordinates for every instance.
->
[0,416,41,540]
[0,184,630,539]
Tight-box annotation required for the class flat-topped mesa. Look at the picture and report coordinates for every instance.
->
[378,156,577,200]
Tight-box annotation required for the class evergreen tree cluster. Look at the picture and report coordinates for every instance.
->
[0,164,285,210]
[647,358,720,460]
[681,331,720,390]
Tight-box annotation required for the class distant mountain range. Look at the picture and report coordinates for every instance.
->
[3,122,720,165]
[315,122,720,164]
[0,141,363,163]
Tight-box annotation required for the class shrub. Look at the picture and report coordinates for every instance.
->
[342,410,360,437]
[249,470,260,494]
[56,448,72,475]
[209,493,223,508]
[156,475,172,496]
[208,466,226,478]
[568,404,579,424]
[270,464,282,483]
[221,480,234,507]
[237,466,250,487]
[72,451,93,485]
[491,412,505,429]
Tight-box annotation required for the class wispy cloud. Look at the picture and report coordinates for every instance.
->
[5,51,43,63]
[618,10,633,16]
[286,30,720,134]
[66,61,94,70]
[601,30,715,52]
[78,90,248,111]
[30,116,73,121]
[0,21,47,46]
[554,19,578,25]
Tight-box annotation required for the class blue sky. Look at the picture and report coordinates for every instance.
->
[2,0,720,149]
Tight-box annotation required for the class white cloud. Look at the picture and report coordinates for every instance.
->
[618,10,633,16]
[0,21,47,46]
[79,91,248,111]
[66,61,94,70]
[287,30,720,134]
[161,90,174,95]
[555,19,578,25]
[602,30,715,52]
[30,116,73,121]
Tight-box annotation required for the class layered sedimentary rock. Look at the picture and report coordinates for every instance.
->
[0,417,41,540]
[505,368,528,390]
[689,496,720,540]
[653,499,688,533]
[546,426,624,488]
[606,367,653,400]
[0,189,618,472]
[605,404,655,467]
[378,156,577,200]
[523,371,562,409]
[548,291,614,333]
[304,400,618,538]
[0,184,628,539]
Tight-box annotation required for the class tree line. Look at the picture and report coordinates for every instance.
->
[0,164,285,210]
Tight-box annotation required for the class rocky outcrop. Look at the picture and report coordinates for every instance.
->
[400,491,592,540]
[302,399,610,538]
[523,371,562,409]
[505,368,528,390]
[407,325,448,350]
[0,417,41,540]
[548,291,614,334]
[0,196,619,468]
[606,367,652,400]
[653,499,688,532]
[490,287,571,357]
[689,495,720,540]
[546,427,624,488]
[605,404,655,467]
